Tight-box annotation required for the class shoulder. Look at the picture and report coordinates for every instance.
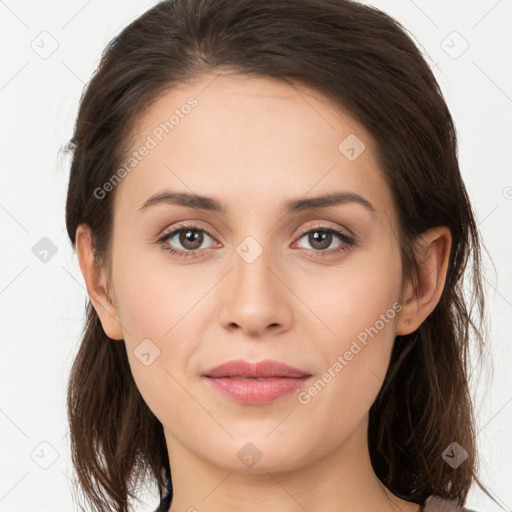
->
[422,495,482,512]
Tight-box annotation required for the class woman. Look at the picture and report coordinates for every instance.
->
[64,0,496,510]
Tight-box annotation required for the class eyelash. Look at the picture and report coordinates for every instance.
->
[156,222,356,259]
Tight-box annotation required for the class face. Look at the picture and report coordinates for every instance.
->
[105,73,405,472]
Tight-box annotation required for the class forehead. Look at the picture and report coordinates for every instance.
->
[113,73,394,223]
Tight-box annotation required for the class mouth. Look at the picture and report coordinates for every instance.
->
[216,376,291,380]
[201,359,312,404]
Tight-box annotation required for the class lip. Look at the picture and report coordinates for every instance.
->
[203,359,311,379]
[202,359,312,404]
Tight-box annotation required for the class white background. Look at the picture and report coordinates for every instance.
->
[0,0,511,511]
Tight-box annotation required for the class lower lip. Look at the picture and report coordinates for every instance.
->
[204,376,312,404]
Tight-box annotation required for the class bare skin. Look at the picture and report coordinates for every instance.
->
[76,71,451,512]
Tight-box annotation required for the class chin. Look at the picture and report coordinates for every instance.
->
[202,436,313,474]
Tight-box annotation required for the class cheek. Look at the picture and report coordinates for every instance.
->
[114,243,204,339]
[294,246,402,422]
[299,240,402,349]
[112,254,201,419]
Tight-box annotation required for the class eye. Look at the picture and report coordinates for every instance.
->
[157,223,217,258]
[294,226,355,256]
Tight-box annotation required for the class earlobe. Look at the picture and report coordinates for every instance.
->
[75,224,124,340]
[396,226,452,336]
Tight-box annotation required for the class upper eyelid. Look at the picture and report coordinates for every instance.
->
[160,222,217,241]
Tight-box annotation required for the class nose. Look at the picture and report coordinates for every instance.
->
[218,240,294,337]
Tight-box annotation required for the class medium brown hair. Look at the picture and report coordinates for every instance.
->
[64,0,494,510]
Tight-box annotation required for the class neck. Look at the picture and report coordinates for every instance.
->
[165,414,420,512]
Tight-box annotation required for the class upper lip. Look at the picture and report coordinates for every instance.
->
[203,359,312,379]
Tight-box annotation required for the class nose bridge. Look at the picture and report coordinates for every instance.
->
[232,233,277,300]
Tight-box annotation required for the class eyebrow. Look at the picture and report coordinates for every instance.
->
[137,190,376,216]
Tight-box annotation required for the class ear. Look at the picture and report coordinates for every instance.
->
[396,226,452,335]
[75,224,124,340]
